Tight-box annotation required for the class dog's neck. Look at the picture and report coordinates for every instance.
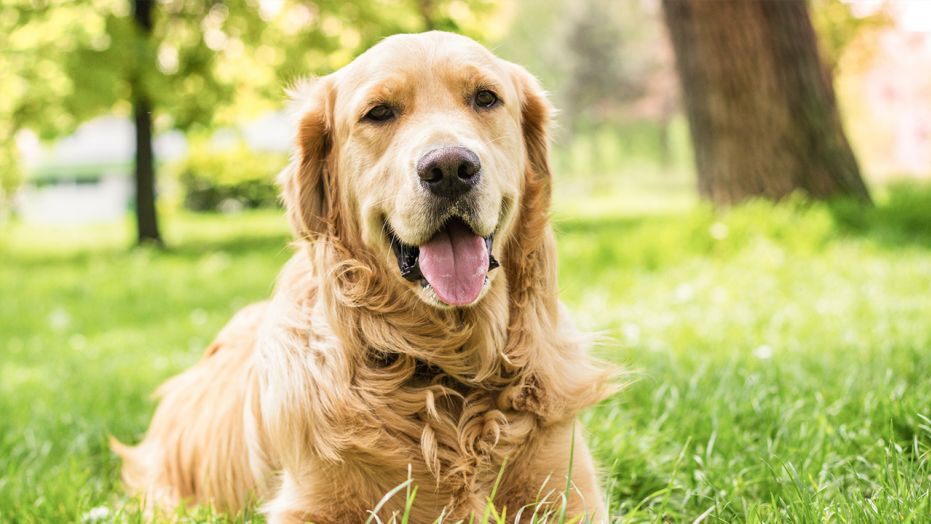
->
[315,237,516,386]
[294,223,601,422]
[261,223,610,482]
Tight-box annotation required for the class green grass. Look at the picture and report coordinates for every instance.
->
[1,179,930,522]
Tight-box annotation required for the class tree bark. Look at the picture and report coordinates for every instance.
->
[132,0,162,245]
[661,0,871,206]
[133,93,161,245]
[417,0,437,30]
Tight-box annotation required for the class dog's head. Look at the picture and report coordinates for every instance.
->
[280,32,552,308]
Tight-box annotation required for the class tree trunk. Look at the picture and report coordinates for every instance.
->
[661,0,871,206]
[132,0,162,245]
[133,94,161,245]
[417,0,437,30]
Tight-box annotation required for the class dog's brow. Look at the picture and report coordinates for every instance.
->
[450,64,503,93]
[361,77,406,103]
[341,79,403,123]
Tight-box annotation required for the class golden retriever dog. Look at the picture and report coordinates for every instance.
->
[112,31,613,523]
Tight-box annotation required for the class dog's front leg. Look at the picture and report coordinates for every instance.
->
[263,470,369,524]
[498,420,607,523]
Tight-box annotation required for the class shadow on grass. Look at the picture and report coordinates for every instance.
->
[166,232,292,258]
[830,181,931,249]
[554,214,661,235]
[555,181,931,257]
[4,232,293,268]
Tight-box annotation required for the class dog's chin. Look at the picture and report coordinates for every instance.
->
[385,216,500,309]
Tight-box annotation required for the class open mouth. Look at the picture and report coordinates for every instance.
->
[388,217,500,306]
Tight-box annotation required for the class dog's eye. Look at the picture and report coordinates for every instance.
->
[473,90,499,109]
[363,104,395,123]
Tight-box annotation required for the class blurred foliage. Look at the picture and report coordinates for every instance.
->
[495,0,899,182]
[831,181,931,246]
[0,141,24,213]
[174,140,286,212]
[2,0,498,135]
[552,120,692,178]
[1,0,915,209]
[810,0,890,72]
[493,0,679,178]
[496,0,676,138]
[0,0,498,198]
[561,0,674,131]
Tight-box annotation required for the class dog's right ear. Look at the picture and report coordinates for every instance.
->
[278,76,335,239]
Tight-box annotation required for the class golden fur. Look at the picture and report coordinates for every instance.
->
[113,32,614,523]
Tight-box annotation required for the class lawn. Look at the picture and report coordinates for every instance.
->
[1,178,930,522]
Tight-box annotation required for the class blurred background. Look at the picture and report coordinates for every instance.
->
[3,0,930,232]
[2,0,931,521]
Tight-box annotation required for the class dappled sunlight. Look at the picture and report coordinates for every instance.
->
[4,179,930,519]
[2,0,930,521]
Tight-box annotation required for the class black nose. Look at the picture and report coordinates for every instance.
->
[416,146,481,198]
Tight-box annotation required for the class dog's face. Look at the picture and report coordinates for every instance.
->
[282,32,551,308]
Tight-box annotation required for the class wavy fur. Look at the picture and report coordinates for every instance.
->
[113,32,614,523]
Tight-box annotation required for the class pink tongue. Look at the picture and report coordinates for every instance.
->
[418,221,488,306]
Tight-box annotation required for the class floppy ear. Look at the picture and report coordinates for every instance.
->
[503,67,613,421]
[507,63,556,262]
[510,64,554,184]
[278,77,335,239]
[504,63,555,261]
[499,63,558,354]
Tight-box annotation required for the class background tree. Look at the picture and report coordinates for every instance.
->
[1,0,493,244]
[661,0,872,206]
[131,0,159,243]
[810,0,890,74]
[562,0,678,164]
[3,0,337,244]
[495,0,680,174]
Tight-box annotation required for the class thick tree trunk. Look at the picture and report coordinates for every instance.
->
[132,0,162,245]
[661,0,871,206]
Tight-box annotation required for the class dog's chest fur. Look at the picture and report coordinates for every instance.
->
[333,355,544,518]
[254,253,597,521]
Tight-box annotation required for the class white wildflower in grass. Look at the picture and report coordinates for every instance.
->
[709,221,729,240]
[48,308,71,331]
[68,334,87,351]
[81,506,111,523]
[190,308,209,326]
[674,283,695,303]
[622,322,641,344]
[753,344,775,360]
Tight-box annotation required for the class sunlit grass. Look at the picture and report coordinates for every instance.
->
[1,180,930,521]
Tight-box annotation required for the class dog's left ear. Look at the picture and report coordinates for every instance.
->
[509,64,555,182]
[500,64,565,413]
[278,76,336,240]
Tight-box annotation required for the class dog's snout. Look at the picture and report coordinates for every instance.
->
[416,146,481,198]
